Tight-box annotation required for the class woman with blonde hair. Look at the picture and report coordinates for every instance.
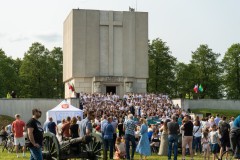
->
[136,118,151,160]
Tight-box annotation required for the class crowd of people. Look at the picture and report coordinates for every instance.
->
[0,93,240,160]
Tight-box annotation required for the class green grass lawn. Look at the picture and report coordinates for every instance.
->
[0,108,235,160]
[0,150,30,159]
[0,146,216,160]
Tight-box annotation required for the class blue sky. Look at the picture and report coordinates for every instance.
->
[0,0,240,63]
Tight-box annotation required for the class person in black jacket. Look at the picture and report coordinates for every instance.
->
[11,91,16,98]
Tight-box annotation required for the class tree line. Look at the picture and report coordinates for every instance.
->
[148,38,240,99]
[0,42,64,98]
[0,40,240,99]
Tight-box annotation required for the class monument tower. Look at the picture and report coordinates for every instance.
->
[63,9,148,98]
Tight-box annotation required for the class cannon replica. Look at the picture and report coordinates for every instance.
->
[42,132,102,160]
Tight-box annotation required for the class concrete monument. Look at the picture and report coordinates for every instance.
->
[63,9,148,97]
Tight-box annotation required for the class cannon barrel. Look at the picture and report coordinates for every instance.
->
[60,135,91,146]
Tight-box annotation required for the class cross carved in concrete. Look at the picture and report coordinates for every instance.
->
[100,11,122,75]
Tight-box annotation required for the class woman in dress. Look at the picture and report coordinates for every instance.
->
[117,117,124,138]
[158,120,169,156]
[136,118,151,160]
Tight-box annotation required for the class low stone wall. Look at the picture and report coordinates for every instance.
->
[0,99,62,125]
[172,98,240,111]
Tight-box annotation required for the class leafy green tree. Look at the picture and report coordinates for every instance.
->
[222,43,240,99]
[0,49,20,97]
[19,43,64,98]
[191,44,222,98]
[148,38,177,96]
[175,63,198,99]
[19,42,52,98]
[48,47,64,98]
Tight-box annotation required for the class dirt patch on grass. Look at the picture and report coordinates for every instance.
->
[0,115,14,128]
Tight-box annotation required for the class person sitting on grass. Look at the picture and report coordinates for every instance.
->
[114,137,126,159]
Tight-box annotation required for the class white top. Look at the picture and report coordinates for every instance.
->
[193,125,202,137]
[230,121,234,129]
[209,130,219,144]
[116,142,126,153]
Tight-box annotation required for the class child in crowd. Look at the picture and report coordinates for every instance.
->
[150,132,160,153]
[114,137,126,159]
[209,124,220,160]
[202,129,210,160]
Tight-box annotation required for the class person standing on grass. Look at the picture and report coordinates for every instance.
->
[27,109,44,160]
[12,114,26,158]
[209,124,221,160]
[111,117,118,151]
[230,115,240,159]
[193,116,202,156]
[136,118,151,160]
[167,115,179,160]
[47,117,56,135]
[124,114,137,160]
[158,120,169,156]
[103,116,114,160]
[202,129,210,160]
[79,110,95,138]
[218,116,230,157]
[181,115,194,160]
[61,116,71,139]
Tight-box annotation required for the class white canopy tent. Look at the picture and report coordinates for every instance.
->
[46,100,83,124]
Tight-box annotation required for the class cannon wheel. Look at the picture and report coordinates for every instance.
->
[43,132,60,160]
[81,136,103,160]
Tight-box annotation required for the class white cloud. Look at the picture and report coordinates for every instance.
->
[34,33,62,43]
[10,36,29,42]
